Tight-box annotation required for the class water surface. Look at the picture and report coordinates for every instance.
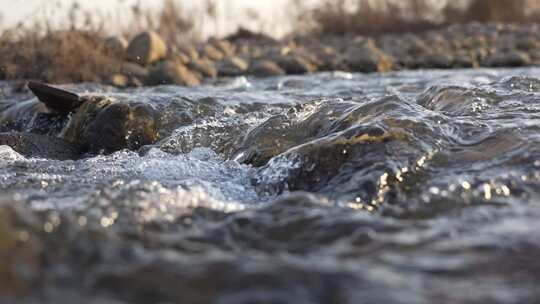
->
[1,68,540,303]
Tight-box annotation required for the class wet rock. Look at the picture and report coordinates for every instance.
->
[148,61,201,86]
[217,56,249,77]
[483,50,532,67]
[344,39,394,72]
[0,132,81,160]
[248,60,286,77]
[234,101,357,166]
[187,58,218,78]
[126,31,167,65]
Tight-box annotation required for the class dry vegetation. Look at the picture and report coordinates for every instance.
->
[0,0,202,83]
[302,0,540,36]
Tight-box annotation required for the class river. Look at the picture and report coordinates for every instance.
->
[1,67,540,303]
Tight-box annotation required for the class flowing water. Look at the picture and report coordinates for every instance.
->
[1,68,540,303]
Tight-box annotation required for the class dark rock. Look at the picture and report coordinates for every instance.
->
[0,132,80,160]
[226,27,278,44]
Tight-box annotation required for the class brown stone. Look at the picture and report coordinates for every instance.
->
[217,56,249,77]
[248,60,286,77]
[148,61,201,86]
[202,44,225,61]
[344,38,394,72]
[274,55,316,75]
[108,73,129,88]
[126,31,167,65]
[187,58,218,78]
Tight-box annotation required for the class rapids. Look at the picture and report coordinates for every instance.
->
[1,68,540,303]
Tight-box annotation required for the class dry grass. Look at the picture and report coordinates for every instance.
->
[0,29,120,83]
[301,0,540,36]
[0,0,203,83]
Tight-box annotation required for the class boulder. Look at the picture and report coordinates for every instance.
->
[248,60,286,77]
[148,61,201,86]
[126,31,167,65]
[217,56,249,77]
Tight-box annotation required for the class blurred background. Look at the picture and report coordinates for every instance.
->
[1,0,539,41]
[1,0,539,84]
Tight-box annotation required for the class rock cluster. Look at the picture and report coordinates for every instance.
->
[9,23,538,87]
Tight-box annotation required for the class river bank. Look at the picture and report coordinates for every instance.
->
[1,22,539,87]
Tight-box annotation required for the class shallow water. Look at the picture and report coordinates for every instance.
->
[1,68,540,303]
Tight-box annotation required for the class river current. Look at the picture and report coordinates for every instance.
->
[1,68,540,303]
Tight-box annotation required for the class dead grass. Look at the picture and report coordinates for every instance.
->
[301,0,540,36]
[0,0,202,83]
[0,29,121,83]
